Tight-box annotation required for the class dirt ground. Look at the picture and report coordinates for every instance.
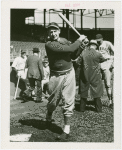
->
[10,76,114,142]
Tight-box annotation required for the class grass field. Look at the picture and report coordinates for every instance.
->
[10,76,113,142]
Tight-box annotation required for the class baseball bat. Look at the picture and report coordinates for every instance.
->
[13,76,20,99]
[58,13,81,37]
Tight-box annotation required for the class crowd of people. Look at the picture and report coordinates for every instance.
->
[11,22,114,141]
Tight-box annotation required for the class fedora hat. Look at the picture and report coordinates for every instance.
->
[32,48,40,53]
[89,40,98,47]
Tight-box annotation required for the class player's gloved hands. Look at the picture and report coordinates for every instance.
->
[77,35,87,43]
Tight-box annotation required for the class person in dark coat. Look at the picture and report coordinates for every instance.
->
[25,48,44,102]
[76,40,107,113]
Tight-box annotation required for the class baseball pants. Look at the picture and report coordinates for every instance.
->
[47,68,76,117]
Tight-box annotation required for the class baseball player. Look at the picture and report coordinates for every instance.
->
[95,34,114,108]
[12,50,27,97]
[45,22,87,141]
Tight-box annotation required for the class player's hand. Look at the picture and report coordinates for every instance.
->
[77,35,87,43]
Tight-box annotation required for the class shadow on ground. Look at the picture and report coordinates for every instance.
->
[19,119,63,135]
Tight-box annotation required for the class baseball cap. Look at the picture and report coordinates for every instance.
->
[21,50,26,54]
[89,40,98,47]
[32,48,40,53]
[47,22,60,29]
[95,34,103,39]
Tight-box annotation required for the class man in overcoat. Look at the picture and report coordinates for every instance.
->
[76,40,107,113]
[25,48,44,102]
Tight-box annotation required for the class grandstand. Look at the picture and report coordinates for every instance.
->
[10,41,46,62]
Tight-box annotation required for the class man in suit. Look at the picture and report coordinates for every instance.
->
[76,40,107,113]
[25,48,44,102]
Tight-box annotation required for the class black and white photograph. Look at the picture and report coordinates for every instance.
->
[1,1,121,149]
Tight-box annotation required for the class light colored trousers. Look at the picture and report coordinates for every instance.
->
[47,68,76,117]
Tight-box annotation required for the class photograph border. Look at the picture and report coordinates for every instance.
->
[1,1,121,149]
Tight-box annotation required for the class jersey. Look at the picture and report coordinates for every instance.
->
[99,41,114,59]
[12,56,27,71]
[98,41,114,70]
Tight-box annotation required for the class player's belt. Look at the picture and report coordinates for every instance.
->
[17,69,24,71]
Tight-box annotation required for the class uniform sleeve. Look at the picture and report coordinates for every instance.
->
[108,41,114,55]
[45,40,81,53]
[99,53,107,63]
[38,58,44,79]
[12,57,18,69]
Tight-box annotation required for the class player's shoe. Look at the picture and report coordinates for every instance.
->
[56,132,70,141]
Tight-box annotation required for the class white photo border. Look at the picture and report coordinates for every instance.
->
[1,1,121,149]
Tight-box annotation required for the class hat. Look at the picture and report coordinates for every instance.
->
[89,40,98,47]
[32,48,40,53]
[43,56,48,63]
[21,50,26,54]
[47,22,60,29]
[95,34,103,39]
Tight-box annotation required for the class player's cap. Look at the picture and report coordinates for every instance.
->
[95,34,103,39]
[21,50,26,54]
[43,56,48,63]
[47,22,60,29]
[89,40,98,47]
[32,48,40,53]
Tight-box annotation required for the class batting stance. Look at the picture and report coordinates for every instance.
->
[95,34,114,108]
[45,22,87,141]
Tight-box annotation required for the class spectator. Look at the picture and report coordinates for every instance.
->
[41,56,50,98]
[76,40,107,113]
[25,48,44,102]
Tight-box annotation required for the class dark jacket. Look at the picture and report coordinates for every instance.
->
[25,55,44,80]
[79,48,106,98]
[45,38,81,72]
